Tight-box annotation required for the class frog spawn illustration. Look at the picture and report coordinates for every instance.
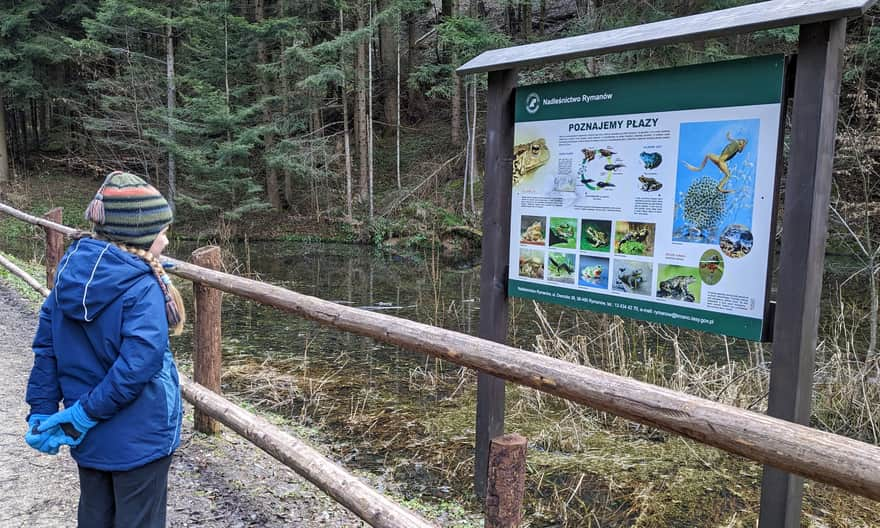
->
[676,130,752,242]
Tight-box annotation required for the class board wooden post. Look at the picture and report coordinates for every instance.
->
[192,245,223,434]
[759,19,847,528]
[476,67,517,499]
[485,433,527,528]
[42,207,62,288]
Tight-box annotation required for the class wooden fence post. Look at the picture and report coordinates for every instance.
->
[191,245,222,434]
[476,67,517,499]
[759,18,847,528]
[42,207,62,288]
[485,433,527,528]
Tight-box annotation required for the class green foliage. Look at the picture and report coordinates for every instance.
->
[409,15,508,101]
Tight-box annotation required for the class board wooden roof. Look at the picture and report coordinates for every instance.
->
[457,0,876,74]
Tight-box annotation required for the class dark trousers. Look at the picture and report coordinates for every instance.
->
[77,455,172,528]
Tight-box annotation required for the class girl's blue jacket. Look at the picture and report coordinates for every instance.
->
[26,238,182,471]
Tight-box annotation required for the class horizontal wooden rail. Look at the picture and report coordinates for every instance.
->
[0,235,435,528]
[0,203,81,238]
[4,202,880,502]
[0,252,50,297]
[163,258,880,501]
[180,378,436,528]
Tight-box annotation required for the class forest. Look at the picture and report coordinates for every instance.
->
[3,1,880,526]
[0,0,871,248]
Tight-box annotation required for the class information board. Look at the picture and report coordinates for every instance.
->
[508,55,784,341]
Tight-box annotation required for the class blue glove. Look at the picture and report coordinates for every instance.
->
[25,414,61,455]
[37,402,98,447]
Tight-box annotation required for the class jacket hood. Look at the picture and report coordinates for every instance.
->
[53,238,154,322]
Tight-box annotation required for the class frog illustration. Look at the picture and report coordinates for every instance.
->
[657,275,697,302]
[720,224,753,258]
[581,264,604,282]
[640,151,662,169]
[683,132,747,193]
[549,221,575,246]
[549,255,574,275]
[638,175,662,192]
[583,225,608,249]
[615,267,644,291]
[616,225,651,252]
[520,221,545,244]
[513,139,550,187]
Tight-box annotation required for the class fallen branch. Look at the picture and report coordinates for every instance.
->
[380,153,463,217]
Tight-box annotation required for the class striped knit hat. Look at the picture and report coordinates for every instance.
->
[84,171,173,248]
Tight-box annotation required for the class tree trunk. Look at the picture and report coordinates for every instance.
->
[396,12,401,191]
[356,6,369,201]
[368,1,375,218]
[451,70,462,146]
[0,95,8,184]
[166,17,177,213]
[521,1,532,39]
[340,8,353,219]
[405,15,426,119]
[442,0,454,18]
[540,0,546,34]
[31,100,41,149]
[280,0,294,208]
[379,0,398,138]
[256,0,281,210]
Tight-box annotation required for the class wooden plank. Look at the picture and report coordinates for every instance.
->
[457,0,873,74]
[161,257,880,502]
[475,68,517,499]
[191,246,223,435]
[759,19,848,528]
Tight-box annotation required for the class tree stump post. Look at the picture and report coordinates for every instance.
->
[485,433,527,528]
[42,208,62,288]
[191,245,222,434]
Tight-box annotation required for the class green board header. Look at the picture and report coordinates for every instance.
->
[515,55,784,123]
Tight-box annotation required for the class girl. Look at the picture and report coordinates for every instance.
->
[24,171,185,527]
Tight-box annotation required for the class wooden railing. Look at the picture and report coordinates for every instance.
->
[3,202,880,523]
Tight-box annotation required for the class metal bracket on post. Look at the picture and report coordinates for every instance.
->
[759,18,847,528]
[475,67,517,499]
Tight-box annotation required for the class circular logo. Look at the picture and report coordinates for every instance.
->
[525,93,541,114]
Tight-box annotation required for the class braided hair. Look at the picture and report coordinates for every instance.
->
[115,244,186,336]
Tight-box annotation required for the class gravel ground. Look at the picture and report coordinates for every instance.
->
[0,283,367,528]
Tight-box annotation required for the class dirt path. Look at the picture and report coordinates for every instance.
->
[0,284,366,528]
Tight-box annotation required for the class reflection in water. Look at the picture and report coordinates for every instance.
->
[170,240,518,487]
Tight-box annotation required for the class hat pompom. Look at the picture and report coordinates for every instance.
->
[84,192,106,225]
